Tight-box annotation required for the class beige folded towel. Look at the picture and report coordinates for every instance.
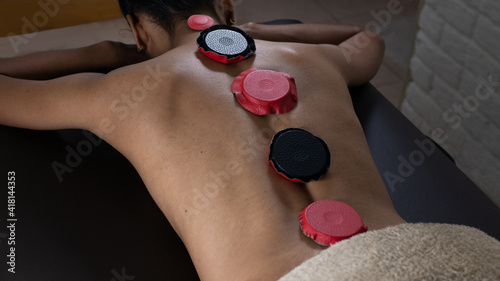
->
[279,223,500,280]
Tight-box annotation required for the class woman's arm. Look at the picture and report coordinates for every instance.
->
[237,22,385,87]
[237,23,363,45]
[0,41,148,80]
[0,72,104,131]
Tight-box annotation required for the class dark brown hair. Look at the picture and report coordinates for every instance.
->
[118,0,217,34]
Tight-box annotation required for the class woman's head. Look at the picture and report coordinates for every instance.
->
[118,0,233,34]
[118,0,235,57]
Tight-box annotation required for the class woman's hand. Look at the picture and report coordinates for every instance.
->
[236,22,259,38]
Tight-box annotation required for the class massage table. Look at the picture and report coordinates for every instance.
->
[0,20,499,281]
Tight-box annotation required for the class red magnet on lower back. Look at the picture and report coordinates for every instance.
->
[232,68,298,115]
[299,200,367,247]
[188,15,214,31]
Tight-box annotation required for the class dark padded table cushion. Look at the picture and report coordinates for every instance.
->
[351,83,500,239]
[0,128,198,281]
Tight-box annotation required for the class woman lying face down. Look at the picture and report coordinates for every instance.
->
[0,0,406,280]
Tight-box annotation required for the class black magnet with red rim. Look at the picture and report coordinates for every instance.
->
[269,128,331,183]
[197,25,256,64]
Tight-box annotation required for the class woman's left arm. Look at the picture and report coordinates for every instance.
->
[0,41,148,80]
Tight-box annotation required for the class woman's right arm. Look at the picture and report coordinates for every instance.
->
[238,23,385,87]
[237,23,364,45]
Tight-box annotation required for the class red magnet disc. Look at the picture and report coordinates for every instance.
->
[188,15,214,31]
[299,200,367,247]
[232,68,298,115]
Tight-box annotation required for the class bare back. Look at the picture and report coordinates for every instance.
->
[90,34,404,280]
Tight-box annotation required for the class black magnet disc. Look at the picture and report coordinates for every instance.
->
[197,25,256,63]
[269,128,331,183]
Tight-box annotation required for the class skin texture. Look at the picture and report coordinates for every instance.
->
[0,1,406,280]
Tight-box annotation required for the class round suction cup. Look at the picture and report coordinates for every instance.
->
[299,200,368,247]
[232,68,298,115]
[188,15,214,31]
[197,25,256,63]
[269,128,330,183]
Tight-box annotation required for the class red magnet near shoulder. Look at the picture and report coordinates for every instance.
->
[188,15,214,31]
[299,200,367,247]
[232,68,298,115]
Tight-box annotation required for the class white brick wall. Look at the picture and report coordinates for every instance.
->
[402,0,500,206]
